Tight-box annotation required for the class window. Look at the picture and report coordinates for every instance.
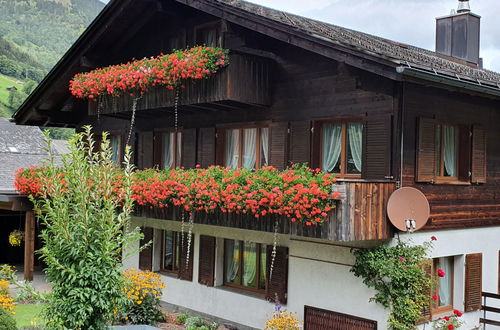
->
[161,230,181,273]
[321,122,363,177]
[110,134,121,164]
[432,257,454,313]
[224,239,267,292]
[195,24,222,47]
[161,131,182,169]
[224,127,269,169]
[435,125,458,178]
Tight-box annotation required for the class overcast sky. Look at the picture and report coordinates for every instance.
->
[99,0,500,71]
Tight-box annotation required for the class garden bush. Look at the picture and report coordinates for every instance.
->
[28,127,142,329]
[0,307,16,330]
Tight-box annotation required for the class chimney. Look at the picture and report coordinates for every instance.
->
[436,0,480,65]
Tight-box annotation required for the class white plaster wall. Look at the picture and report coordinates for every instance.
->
[126,217,389,329]
[125,217,500,329]
[399,226,500,329]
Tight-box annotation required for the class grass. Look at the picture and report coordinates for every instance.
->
[0,73,25,117]
[13,304,45,328]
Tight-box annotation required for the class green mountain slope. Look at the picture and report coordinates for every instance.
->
[0,0,105,120]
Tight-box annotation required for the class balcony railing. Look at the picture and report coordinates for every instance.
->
[88,53,271,116]
[134,181,396,242]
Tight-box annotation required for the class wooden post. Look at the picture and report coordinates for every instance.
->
[24,210,35,281]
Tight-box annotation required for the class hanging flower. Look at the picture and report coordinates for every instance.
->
[8,230,24,247]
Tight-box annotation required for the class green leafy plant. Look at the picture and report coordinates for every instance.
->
[176,313,189,324]
[0,265,16,283]
[184,316,218,330]
[351,239,433,330]
[29,127,141,329]
[432,310,463,329]
[0,306,16,330]
[14,280,49,304]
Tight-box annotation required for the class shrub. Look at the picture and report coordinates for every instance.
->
[184,316,217,330]
[121,269,165,325]
[29,127,142,329]
[0,265,16,283]
[176,313,189,324]
[0,307,16,330]
[14,280,49,304]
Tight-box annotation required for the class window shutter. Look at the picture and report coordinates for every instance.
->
[458,125,472,182]
[311,121,321,170]
[464,253,482,312]
[138,227,154,271]
[137,132,153,169]
[198,127,216,168]
[178,233,194,281]
[181,128,197,169]
[215,128,225,166]
[362,114,393,180]
[416,117,436,183]
[198,235,216,286]
[266,246,288,305]
[153,132,163,168]
[289,121,311,166]
[269,122,289,171]
[416,260,432,324]
[471,126,487,183]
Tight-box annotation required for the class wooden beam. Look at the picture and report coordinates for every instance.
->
[24,210,35,281]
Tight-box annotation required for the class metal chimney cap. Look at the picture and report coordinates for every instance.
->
[457,0,471,13]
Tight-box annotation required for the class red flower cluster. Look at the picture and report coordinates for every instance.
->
[69,46,229,99]
[15,164,338,225]
[437,269,446,278]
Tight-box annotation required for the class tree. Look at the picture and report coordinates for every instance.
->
[30,127,141,329]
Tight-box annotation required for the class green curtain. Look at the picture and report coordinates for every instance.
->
[348,123,363,173]
[322,123,342,172]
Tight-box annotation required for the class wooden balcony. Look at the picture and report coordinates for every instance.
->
[134,181,396,242]
[88,53,271,116]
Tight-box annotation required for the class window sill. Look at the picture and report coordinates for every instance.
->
[219,284,266,300]
[430,180,471,186]
[431,306,454,320]
[335,178,395,183]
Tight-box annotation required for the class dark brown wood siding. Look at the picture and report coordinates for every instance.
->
[266,245,288,304]
[403,83,500,230]
[138,227,154,271]
[464,253,482,312]
[415,117,436,183]
[304,306,377,330]
[198,127,216,168]
[198,235,216,286]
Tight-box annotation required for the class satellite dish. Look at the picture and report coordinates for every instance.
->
[387,187,430,232]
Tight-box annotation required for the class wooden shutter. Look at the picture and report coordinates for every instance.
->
[269,122,288,171]
[138,227,154,271]
[311,121,322,169]
[266,246,288,304]
[304,306,377,330]
[464,253,482,312]
[178,233,194,281]
[471,125,486,183]
[198,235,216,286]
[362,114,393,180]
[181,128,197,169]
[153,132,163,168]
[215,128,225,166]
[289,121,311,166]
[137,132,154,169]
[198,127,216,168]
[416,260,432,324]
[416,117,436,183]
[458,125,472,182]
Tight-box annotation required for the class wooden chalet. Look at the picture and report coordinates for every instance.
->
[13,0,500,328]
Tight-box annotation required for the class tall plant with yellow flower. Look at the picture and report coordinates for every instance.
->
[0,280,14,313]
[121,268,165,325]
[265,301,301,330]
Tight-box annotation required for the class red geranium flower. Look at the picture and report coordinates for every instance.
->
[432,295,438,301]
[453,309,463,317]
[431,236,437,241]
[437,269,446,277]
[447,324,454,329]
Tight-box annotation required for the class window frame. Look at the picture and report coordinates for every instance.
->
[319,119,364,178]
[223,239,267,295]
[160,230,181,275]
[434,124,459,182]
[431,257,455,315]
[220,124,270,169]
[108,132,123,164]
[162,131,182,169]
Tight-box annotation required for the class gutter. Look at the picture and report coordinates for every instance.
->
[396,66,500,98]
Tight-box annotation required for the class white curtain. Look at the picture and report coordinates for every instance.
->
[438,257,453,306]
[261,128,269,166]
[242,242,257,287]
[176,132,182,168]
[110,135,120,164]
[322,123,342,172]
[443,126,457,177]
[225,129,240,168]
[162,133,174,169]
[348,123,363,173]
[243,128,257,169]
[225,240,240,283]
